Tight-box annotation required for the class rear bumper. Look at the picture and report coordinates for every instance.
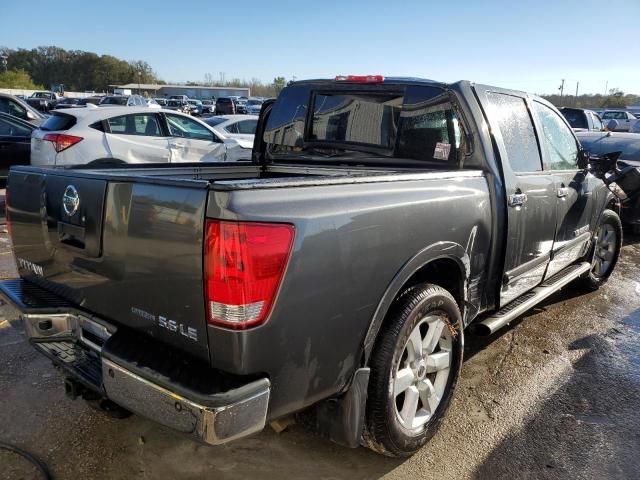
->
[0,278,270,445]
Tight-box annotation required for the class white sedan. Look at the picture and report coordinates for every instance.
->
[204,115,258,157]
[31,107,246,167]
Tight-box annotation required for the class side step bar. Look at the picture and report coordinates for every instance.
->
[475,262,591,336]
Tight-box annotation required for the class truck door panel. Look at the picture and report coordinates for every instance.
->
[474,86,557,306]
[532,101,594,278]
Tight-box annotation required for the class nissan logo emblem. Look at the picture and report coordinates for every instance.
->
[62,185,80,217]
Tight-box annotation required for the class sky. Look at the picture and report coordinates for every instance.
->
[2,0,639,95]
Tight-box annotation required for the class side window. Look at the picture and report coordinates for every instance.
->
[0,116,32,136]
[591,113,603,131]
[395,85,465,163]
[486,92,542,172]
[166,114,214,141]
[225,122,240,134]
[107,114,161,136]
[236,119,257,134]
[0,98,28,120]
[533,102,578,170]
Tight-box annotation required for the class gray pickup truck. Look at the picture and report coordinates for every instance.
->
[2,76,623,457]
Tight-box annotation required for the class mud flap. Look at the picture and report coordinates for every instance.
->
[311,367,370,448]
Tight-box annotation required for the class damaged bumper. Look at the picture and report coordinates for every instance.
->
[0,279,270,445]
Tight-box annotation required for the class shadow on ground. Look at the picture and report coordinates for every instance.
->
[472,308,640,480]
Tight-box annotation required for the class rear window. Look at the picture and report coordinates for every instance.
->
[100,96,128,105]
[204,117,227,127]
[264,84,465,164]
[560,109,588,129]
[40,113,77,131]
[218,98,231,104]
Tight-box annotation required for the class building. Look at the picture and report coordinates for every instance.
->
[110,83,250,100]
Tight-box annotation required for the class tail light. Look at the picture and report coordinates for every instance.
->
[335,75,385,83]
[43,133,83,153]
[204,220,295,329]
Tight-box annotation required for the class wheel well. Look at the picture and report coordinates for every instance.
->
[400,258,465,310]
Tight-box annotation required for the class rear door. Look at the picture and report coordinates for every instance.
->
[475,86,557,305]
[164,113,227,162]
[105,113,171,163]
[532,101,596,277]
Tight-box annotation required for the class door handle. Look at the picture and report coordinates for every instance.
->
[557,186,569,198]
[508,192,528,207]
[169,142,184,148]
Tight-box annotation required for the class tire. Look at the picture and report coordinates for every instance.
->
[364,283,463,457]
[581,209,622,290]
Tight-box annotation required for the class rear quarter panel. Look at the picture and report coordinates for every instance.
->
[205,172,492,419]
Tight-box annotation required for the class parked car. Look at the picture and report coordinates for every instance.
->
[600,110,639,132]
[236,100,248,114]
[577,130,640,230]
[204,114,257,149]
[0,92,46,126]
[146,98,161,109]
[245,99,264,115]
[98,95,149,107]
[54,98,82,109]
[154,98,168,107]
[187,100,204,116]
[77,96,104,106]
[26,91,64,112]
[166,99,191,114]
[560,107,604,132]
[30,107,245,167]
[201,99,216,114]
[215,96,236,114]
[0,112,34,183]
[2,76,626,458]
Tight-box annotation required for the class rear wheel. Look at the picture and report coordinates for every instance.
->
[581,209,622,290]
[364,284,463,457]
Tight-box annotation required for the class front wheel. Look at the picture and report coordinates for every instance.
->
[364,283,463,457]
[581,209,622,290]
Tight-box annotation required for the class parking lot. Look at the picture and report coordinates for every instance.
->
[1,194,638,479]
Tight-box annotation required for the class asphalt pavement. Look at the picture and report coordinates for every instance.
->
[1,223,638,480]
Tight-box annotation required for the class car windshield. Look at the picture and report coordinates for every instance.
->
[247,100,262,106]
[101,97,128,105]
[561,109,588,129]
[32,92,49,98]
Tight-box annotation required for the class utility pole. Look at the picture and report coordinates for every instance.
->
[604,80,608,96]
[559,78,565,99]
[575,81,579,106]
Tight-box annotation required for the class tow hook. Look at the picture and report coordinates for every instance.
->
[64,377,86,400]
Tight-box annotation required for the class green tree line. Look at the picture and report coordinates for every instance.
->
[541,90,639,110]
[0,46,159,92]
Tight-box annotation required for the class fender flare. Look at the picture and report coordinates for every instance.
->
[361,241,471,364]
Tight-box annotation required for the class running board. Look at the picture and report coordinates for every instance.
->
[475,262,591,336]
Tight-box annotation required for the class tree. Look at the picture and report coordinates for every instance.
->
[273,76,286,95]
[0,69,42,89]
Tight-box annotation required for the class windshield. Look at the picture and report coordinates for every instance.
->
[100,96,128,105]
[247,99,262,106]
[264,84,465,164]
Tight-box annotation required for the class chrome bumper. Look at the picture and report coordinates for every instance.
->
[1,280,270,446]
[102,359,270,444]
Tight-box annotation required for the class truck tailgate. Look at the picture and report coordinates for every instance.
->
[7,169,210,361]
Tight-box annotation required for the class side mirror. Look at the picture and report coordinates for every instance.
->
[577,148,589,170]
[606,119,619,131]
[26,110,37,120]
